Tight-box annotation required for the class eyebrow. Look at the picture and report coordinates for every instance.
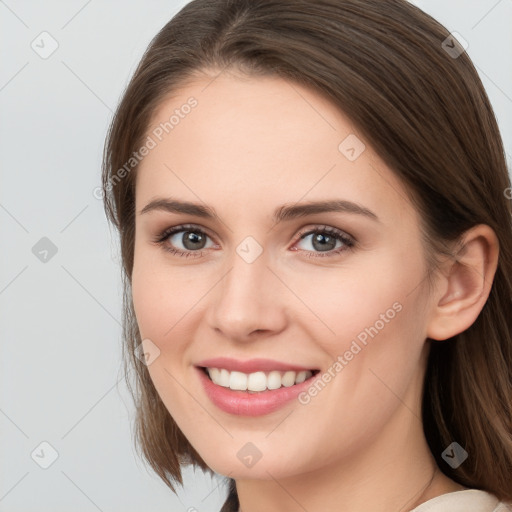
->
[139,197,380,224]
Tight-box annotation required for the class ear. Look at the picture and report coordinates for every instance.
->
[426,224,499,341]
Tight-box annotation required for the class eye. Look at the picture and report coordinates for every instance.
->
[153,224,215,258]
[292,225,355,258]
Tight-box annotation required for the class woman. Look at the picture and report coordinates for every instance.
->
[101,0,512,510]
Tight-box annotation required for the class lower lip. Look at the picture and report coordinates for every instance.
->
[196,367,318,416]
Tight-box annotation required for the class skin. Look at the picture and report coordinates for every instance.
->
[131,70,499,512]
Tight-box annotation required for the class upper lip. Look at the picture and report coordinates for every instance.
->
[196,357,318,374]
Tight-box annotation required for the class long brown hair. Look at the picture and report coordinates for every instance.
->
[101,0,512,509]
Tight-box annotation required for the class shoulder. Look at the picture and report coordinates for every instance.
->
[410,489,512,512]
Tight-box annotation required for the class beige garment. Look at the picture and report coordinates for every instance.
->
[236,490,511,512]
[409,489,511,512]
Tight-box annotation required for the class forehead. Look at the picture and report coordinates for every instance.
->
[136,73,417,227]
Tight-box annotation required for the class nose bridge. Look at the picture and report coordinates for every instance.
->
[220,241,270,312]
[208,238,283,339]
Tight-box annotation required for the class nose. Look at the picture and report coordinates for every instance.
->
[205,246,287,342]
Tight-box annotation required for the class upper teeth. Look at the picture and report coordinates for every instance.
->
[206,368,313,392]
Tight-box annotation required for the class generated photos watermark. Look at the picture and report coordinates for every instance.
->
[298,301,403,405]
[93,96,198,200]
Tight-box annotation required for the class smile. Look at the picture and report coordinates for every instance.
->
[196,364,321,416]
[203,367,318,393]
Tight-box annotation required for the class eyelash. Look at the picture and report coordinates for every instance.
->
[153,223,356,259]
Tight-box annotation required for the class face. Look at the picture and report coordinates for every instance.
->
[131,71,435,480]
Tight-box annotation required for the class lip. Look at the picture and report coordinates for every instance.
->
[195,357,317,374]
[195,366,319,417]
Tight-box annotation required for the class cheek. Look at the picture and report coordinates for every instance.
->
[292,247,425,356]
[131,261,199,419]
[131,245,197,343]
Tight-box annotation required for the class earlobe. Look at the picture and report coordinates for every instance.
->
[426,224,499,341]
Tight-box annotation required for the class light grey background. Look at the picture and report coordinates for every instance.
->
[1,1,510,511]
